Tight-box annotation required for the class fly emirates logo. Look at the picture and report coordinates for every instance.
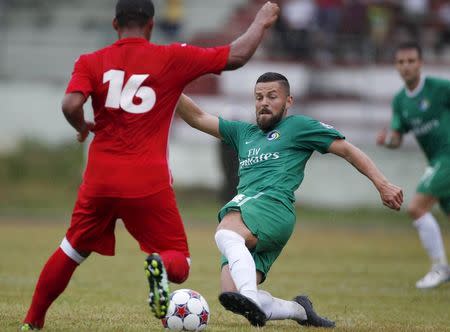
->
[240,147,280,168]
[410,118,439,136]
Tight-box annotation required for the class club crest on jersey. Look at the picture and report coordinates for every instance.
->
[267,130,280,141]
[419,98,430,112]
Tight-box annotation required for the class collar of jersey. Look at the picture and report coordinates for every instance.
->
[405,75,425,98]
[115,37,148,45]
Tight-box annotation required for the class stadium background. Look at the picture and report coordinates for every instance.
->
[2,0,450,211]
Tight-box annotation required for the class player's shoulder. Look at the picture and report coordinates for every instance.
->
[221,117,254,129]
[425,76,450,88]
[76,45,111,63]
[161,42,200,53]
[91,42,119,56]
[288,114,313,121]
[286,114,317,126]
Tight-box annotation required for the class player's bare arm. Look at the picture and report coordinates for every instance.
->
[61,92,94,143]
[225,1,280,70]
[328,139,403,211]
[176,94,221,139]
[376,128,403,149]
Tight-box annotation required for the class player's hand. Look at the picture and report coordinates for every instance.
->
[77,121,95,143]
[254,1,280,29]
[379,182,403,211]
[376,128,387,146]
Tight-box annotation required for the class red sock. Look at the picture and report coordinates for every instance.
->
[160,250,190,284]
[23,247,79,328]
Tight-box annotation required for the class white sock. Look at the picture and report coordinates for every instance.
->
[257,290,306,321]
[214,229,259,305]
[413,213,448,267]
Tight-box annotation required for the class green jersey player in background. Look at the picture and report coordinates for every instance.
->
[377,42,450,289]
[177,72,403,328]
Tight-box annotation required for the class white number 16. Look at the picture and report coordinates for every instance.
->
[103,69,156,114]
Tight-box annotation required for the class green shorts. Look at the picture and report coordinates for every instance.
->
[417,159,450,214]
[218,192,296,282]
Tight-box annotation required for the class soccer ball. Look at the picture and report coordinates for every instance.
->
[161,288,210,331]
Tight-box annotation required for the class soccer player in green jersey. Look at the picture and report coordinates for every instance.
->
[177,72,403,328]
[377,41,450,289]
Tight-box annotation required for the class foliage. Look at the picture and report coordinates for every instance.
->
[0,140,84,215]
[0,139,84,185]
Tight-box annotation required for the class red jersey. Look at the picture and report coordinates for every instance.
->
[66,38,230,197]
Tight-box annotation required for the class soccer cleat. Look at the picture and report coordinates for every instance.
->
[416,265,450,289]
[19,323,40,331]
[218,292,267,327]
[293,295,336,328]
[145,253,170,319]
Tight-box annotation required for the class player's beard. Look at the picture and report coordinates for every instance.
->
[256,105,286,132]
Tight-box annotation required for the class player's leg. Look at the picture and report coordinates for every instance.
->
[21,243,89,330]
[215,210,267,326]
[408,193,449,288]
[22,192,117,329]
[220,264,304,322]
[119,188,190,283]
[216,195,297,326]
[219,263,264,292]
[220,263,334,327]
[409,193,444,266]
[258,290,335,327]
[251,250,333,327]
[257,289,307,321]
[218,262,267,327]
[119,188,190,318]
[215,210,259,304]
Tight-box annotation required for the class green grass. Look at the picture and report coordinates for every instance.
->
[1,140,449,330]
[1,217,449,331]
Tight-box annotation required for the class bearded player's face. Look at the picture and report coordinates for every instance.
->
[254,81,292,132]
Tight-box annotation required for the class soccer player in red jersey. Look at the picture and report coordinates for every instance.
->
[20,0,280,330]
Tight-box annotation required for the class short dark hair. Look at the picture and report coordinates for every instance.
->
[256,72,291,95]
[395,41,422,59]
[115,0,154,28]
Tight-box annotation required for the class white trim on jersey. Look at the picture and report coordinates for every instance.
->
[405,75,425,98]
[237,192,265,207]
[60,237,86,264]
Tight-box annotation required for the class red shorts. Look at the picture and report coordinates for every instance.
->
[65,187,190,257]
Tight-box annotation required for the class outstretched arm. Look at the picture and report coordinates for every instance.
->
[225,1,280,70]
[176,94,221,139]
[328,139,403,210]
[62,92,94,143]
[376,128,403,149]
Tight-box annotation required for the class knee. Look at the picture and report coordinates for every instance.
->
[160,250,190,284]
[215,229,245,254]
[407,203,428,220]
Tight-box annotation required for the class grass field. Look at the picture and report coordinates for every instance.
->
[1,210,449,332]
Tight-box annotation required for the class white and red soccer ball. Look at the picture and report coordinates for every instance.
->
[161,289,210,331]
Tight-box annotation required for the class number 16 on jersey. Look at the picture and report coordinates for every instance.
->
[103,69,156,114]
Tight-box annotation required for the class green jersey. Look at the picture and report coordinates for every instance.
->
[391,77,450,162]
[219,115,345,210]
